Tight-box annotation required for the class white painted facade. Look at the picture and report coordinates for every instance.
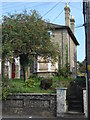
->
[48,57,51,72]
[36,55,59,73]
[5,57,21,79]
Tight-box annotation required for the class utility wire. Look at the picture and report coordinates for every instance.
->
[75,24,84,28]
[69,4,82,11]
[75,23,90,28]
[52,9,64,22]
[42,0,63,18]
[52,2,71,22]
[58,2,82,11]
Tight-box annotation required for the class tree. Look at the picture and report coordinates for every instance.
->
[2,10,58,81]
[77,59,86,76]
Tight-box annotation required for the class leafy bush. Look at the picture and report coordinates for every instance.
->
[25,78,38,88]
[74,77,86,88]
[2,86,10,100]
[2,77,11,100]
[40,78,53,90]
[57,64,72,78]
[67,77,86,94]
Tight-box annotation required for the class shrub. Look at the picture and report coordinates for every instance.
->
[57,64,72,78]
[74,77,86,88]
[68,77,86,89]
[25,78,37,88]
[2,77,11,100]
[40,78,53,90]
[2,86,10,100]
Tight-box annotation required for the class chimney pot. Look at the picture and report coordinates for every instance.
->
[70,15,75,34]
[64,3,70,26]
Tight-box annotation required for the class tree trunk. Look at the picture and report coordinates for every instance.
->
[23,67,26,82]
[2,62,5,78]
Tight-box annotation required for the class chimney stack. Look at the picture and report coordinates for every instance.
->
[64,3,70,26]
[70,15,75,34]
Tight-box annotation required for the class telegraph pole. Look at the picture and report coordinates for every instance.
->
[85,1,90,120]
[83,1,90,119]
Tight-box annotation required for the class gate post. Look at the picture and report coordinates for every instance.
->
[56,88,67,117]
[83,89,88,117]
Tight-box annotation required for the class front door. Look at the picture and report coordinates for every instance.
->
[12,63,15,79]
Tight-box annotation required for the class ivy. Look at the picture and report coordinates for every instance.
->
[57,43,72,78]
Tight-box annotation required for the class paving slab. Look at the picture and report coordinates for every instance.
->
[1,116,88,120]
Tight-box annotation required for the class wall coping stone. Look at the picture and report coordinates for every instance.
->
[82,88,86,90]
[56,88,67,90]
[9,93,56,96]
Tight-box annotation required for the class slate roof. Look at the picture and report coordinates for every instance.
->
[49,23,79,46]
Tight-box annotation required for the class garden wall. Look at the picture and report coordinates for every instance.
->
[2,93,56,118]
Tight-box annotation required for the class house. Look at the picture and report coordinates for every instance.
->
[36,3,79,78]
[4,3,79,79]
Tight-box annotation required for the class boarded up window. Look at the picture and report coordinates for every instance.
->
[39,63,48,70]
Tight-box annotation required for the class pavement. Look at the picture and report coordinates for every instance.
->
[1,117,88,120]
[1,115,88,120]
[1,111,88,120]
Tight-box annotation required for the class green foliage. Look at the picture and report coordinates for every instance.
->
[66,44,68,65]
[2,86,10,101]
[25,78,38,88]
[40,78,53,90]
[57,64,72,78]
[2,10,58,80]
[56,43,71,78]
[2,76,74,99]
[67,77,86,101]
[67,77,86,98]
[2,10,58,61]
[77,60,86,76]
[2,77,11,100]
[52,76,74,88]
[74,77,86,88]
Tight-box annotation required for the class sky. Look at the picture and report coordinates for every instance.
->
[1,1,85,62]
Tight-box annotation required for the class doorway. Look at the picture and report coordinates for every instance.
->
[11,63,15,79]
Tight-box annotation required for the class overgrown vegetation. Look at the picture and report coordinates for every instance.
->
[77,59,86,76]
[56,44,72,78]
[2,77,11,100]
[67,76,86,100]
[2,76,74,100]
[56,63,72,78]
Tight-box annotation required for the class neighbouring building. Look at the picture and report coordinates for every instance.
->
[4,3,79,79]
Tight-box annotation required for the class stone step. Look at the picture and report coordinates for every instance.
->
[69,103,82,107]
[69,100,82,103]
[68,107,83,112]
[63,111,86,118]
[68,96,80,99]
[69,95,82,98]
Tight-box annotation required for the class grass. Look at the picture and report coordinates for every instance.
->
[2,76,74,100]
[9,79,55,93]
[52,76,74,88]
